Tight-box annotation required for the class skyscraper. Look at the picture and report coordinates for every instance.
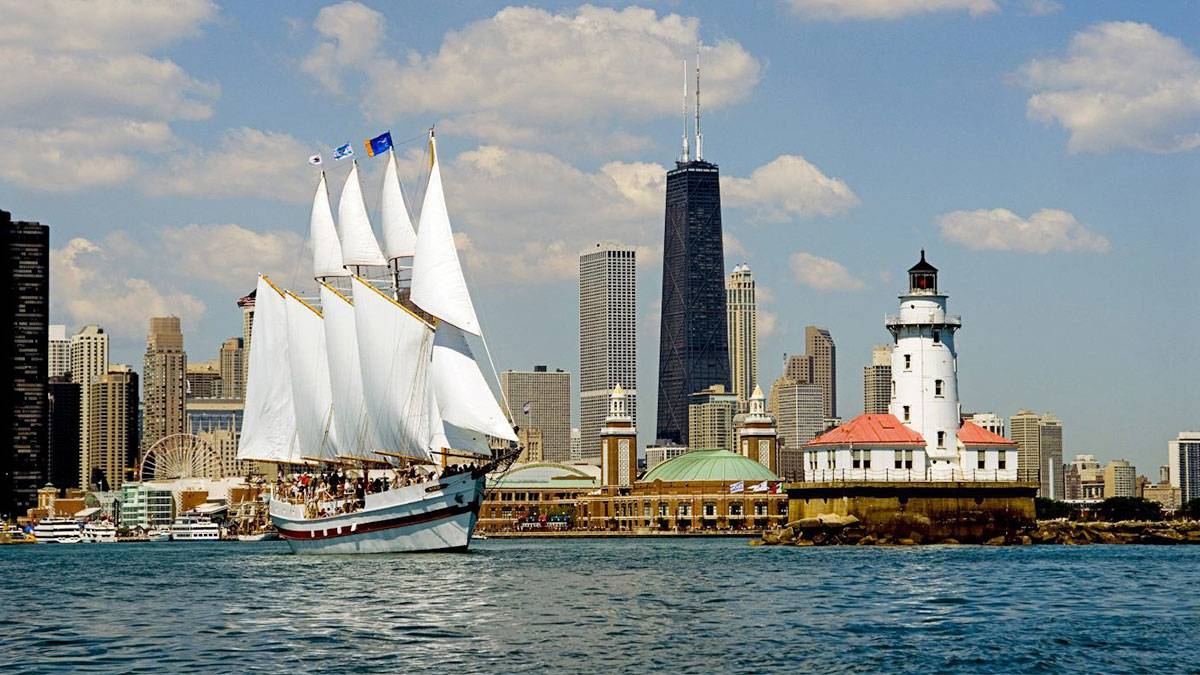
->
[1102,459,1136,498]
[142,316,186,454]
[726,264,757,410]
[47,376,81,492]
[88,365,138,490]
[70,324,108,488]
[501,366,571,463]
[218,337,245,399]
[579,242,636,463]
[656,61,729,445]
[238,288,256,395]
[185,362,222,400]
[806,326,836,419]
[0,210,49,518]
[1011,410,1064,498]
[1169,431,1200,504]
[862,345,892,415]
[48,324,70,378]
[687,384,738,452]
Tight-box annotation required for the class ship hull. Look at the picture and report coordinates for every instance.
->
[269,471,484,555]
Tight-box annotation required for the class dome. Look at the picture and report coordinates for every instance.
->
[640,448,778,483]
[488,462,600,489]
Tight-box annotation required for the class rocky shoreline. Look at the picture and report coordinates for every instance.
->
[752,514,1200,547]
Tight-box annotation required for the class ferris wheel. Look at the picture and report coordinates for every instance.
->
[139,433,221,481]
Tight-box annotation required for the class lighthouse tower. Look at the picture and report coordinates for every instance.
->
[886,251,962,477]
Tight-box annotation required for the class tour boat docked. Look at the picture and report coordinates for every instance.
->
[170,515,221,541]
[32,518,81,544]
[147,527,171,542]
[82,521,117,543]
[237,131,518,555]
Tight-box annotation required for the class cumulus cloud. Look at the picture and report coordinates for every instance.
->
[52,237,207,339]
[1019,22,1200,154]
[1022,0,1062,16]
[786,0,997,21]
[158,224,307,290]
[758,310,779,338]
[393,146,855,281]
[789,251,866,291]
[147,128,317,203]
[302,3,761,151]
[938,208,1110,254]
[0,0,219,191]
[722,154,858,221]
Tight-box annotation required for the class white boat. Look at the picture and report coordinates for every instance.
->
[170,515,221,541]
[82,521,117,543]
[147,527,171,542]
[32,517,81,544]
[238,131,519,555]
[237,531,278,542]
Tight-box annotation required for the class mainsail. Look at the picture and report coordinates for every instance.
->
[284,292,338,461]
[351,276,435,461]
[431,324,518,445]
[410,133,481,335]
[381,152,417,260]
[237,276,300,463]
[310,172,344,278]
[337,161,387,267]
[319,283,378,460]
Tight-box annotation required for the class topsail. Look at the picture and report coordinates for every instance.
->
[237,276,300,463]
[381,152,417,260]
[337,161,387,267]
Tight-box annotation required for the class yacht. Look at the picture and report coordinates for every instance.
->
[82,521,118,543]
[32,517,81,544]
[170,515,221,541]
[147,527,171,542]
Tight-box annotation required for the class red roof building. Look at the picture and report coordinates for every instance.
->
[957,421,1016,446]
[806,414,925,447]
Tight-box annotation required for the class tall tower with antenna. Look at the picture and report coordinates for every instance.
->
[656,47,729,446]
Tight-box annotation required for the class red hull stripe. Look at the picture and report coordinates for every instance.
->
[276,502,477,541]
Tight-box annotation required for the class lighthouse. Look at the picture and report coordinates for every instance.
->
[886,251,962,476]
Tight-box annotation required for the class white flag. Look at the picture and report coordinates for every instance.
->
[749,480,769,493]
[308,154,323,166]
[729,480,744,494]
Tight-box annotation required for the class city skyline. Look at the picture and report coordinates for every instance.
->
[1,2,1196,471]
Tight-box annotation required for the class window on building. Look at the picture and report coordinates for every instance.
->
[978,452,987,470]
[903,405,911,422]
[933,330,941,344]
[754,502,767,516]
[853,449,871,469]
[904,354,912,370]
[891,380,896,400]
[678,503,691,517]
[729,503,743,516]
[935,379,944,397]
[998,454,1007,470]
[703,502,716,517]
[658,503,668,518]
[895,449,913,470]
[937,431,946,448]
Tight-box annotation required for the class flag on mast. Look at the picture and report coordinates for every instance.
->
[333,143,354,161]
[730,480,745,494]
[365,131,393,157]
[308,154,323,166]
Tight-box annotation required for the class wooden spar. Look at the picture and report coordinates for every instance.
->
[339,454,392,467]
[430,448,493,461]
[373,450,436,465]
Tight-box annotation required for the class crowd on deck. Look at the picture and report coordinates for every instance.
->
[275,462,481,519]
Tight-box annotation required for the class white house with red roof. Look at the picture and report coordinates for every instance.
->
[804,252,1017,482]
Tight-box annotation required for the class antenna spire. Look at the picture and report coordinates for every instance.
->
[695,47,703,161]
[681,59,690,163]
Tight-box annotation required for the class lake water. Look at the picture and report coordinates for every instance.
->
[1,539,1196,673]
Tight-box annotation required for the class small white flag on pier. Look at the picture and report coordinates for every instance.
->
[749,480,769,493]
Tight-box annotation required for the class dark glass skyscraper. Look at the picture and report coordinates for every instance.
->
[655,159,730,445]
[0,210,49,519]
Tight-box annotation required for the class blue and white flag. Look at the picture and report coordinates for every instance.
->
[522,402,532,415]
[730,480,745,494]
[333,143,354,161]
[308,154,323,166]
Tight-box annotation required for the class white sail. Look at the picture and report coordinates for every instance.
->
[237,276,300,463]
[284,293,338,461]
[427,391,492,457]
[410,134,481,335]
[431,323,517,443]
[310,172,345,278]
[337,161,387,267]
[381,152,417,260]
[319,283,378,459]
[351,276,435,461]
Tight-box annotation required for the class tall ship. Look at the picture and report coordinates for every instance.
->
[237,131,518,554]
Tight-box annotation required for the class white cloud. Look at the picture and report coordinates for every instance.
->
[938,208,1110,254]
[1019,22,1200,154]
[722,154,858,220]
[1022,0,1062,17]
[148,128,317,203]
[786,0,997,21]
[394,146,854,281]
[0,0,220,192]
[759,310,779,338]
[158,224,307,290]
[789,251,866,291]
[724,233,749,260]
[303,3,761,150]
[52,237,207,339]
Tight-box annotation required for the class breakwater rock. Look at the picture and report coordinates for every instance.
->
[752,517,1200,547]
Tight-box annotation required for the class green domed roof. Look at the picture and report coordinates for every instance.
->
[639,449,778,483]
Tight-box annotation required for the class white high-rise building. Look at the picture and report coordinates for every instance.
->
[862,345,892,415]
[70,324,108,489]
[579,243,636,464]
[970,413,1006,438]
[1169,432,1200,504]
[726,264,757,410]
[48,324,70,378]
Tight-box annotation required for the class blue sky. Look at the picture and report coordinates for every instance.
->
[2,0,1196,472]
